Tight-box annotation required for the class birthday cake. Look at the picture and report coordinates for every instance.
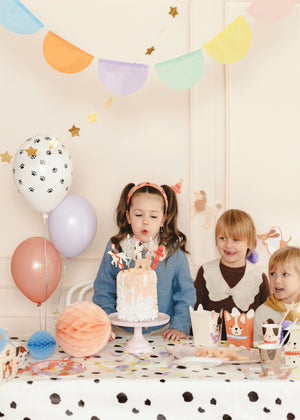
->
[110,240,161,322]
[116,264,158,322]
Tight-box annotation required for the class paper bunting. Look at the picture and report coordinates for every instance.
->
[88,112,97,124]
[43,31,94,74]
[247,0,296,23]
[48,137,59,149]
[0,151,13,163]
[0,0,296,94]
[0,0,43,34]
[98,59,149,96]
[106,97,113,108]
[68,125,80,137]
[145,46,155,56]
[155,49,204,90]
[169,7,179,19]
[203,15,252,64]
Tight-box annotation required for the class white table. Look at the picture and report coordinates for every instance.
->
[0,334,299,420]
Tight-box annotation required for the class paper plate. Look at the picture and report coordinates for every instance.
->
[173,356,224,367]
[30,359,85,376]
[168,345,260,365]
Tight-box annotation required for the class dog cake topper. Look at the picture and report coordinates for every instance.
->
[224,308,254,349]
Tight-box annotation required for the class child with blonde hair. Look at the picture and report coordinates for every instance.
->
[254,246,300,342]
[194,209,270,339]
[93,182,196,342]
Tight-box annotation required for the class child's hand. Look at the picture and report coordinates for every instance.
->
[109,326,116,342]
[163,328,188,342]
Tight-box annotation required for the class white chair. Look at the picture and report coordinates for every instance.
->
[65,280,94,307]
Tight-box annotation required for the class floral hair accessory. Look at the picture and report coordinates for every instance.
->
[246,250,259,264]
[126,182,168,213]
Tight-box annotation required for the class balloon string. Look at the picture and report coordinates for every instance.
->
[43,215,49,331]
[52,258,66,335]
[39,305,42,331]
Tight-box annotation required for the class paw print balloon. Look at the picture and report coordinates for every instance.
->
[13,135,73,213]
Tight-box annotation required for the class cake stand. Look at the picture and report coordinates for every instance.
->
[109,312,170,354]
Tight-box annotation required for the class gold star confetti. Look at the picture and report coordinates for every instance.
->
[0,151,13,163]
[48,137,59,149]
[106,97,113,109]
[169,6,178,18]
[68,124,80,137]
[88,111,97,124]
[25,146,38,157]
[145,46,155,55]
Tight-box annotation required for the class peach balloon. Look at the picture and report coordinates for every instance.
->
[11,236,62,304]
[55,302,111,357]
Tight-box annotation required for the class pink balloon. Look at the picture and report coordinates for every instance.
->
[11,237,62,304]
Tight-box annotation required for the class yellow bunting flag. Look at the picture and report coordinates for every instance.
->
[43,31,94,74]
[203,15,252,64]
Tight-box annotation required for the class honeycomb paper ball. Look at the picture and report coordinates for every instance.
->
[27,331,56,359]
[55,301,111,357]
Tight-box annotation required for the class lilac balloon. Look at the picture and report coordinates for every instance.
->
[48,194,97,258]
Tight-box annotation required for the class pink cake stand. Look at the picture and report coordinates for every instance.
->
[109,312,170,354]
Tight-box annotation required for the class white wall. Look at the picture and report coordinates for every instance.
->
[0,0,299,334]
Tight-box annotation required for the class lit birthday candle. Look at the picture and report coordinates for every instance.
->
[135,239,142,259]
[126,234,133,270]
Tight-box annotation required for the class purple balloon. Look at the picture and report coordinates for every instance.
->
[48,194,97,258]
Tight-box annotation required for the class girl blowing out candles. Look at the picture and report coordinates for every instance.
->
[93,182,196,342]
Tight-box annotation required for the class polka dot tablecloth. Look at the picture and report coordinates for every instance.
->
[0,334,299,420]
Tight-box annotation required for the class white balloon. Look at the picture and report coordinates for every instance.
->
[13,134,73,213]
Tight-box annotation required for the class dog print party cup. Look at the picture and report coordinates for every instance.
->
[258,343,282,375]
[262,323,281,345]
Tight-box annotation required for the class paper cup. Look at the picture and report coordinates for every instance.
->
[190,309,221,347]
[258,343,281,375]
[262,323,281,345]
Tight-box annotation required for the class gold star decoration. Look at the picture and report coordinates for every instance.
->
[48,137,59,149]
[0,151,13,163]
[106,97,113,109]
[68,124,80,137]
[88,111,98,124]
[25,146,38,157]
[169,6,178,18]
[145,46,155,56]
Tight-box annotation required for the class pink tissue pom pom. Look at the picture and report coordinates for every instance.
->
[55,302,111,357]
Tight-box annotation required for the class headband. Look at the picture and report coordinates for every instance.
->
[126,182,168,213]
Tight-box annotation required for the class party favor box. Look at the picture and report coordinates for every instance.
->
[0,328,27,384]
[190,305,223,347]
[224,308,254,350]
[285,327,300,368]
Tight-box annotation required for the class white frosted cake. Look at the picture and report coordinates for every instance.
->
[116,267,158,322]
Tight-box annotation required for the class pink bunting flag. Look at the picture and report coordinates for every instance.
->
[247,0,295,23]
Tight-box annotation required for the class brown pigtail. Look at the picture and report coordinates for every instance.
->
[111,183,134,249]
[160,185,188,260]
